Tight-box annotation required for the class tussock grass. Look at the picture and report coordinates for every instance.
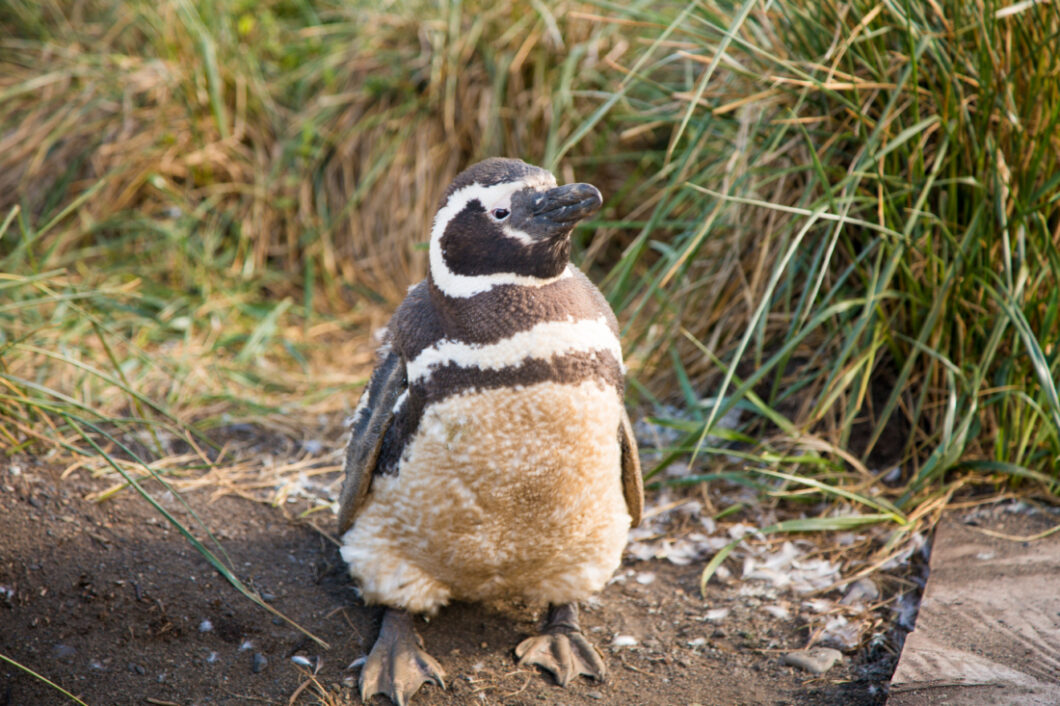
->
[583,0,1060,511]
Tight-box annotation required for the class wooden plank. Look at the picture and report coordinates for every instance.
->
[889,514,1060,705]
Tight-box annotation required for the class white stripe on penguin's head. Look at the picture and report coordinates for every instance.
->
[429,176,568,299]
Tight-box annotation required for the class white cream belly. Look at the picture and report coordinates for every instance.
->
[340,379,630,615]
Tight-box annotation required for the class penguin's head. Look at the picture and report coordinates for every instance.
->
[428,158,602,298]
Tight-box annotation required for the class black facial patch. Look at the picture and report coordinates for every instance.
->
[439,201,571,279]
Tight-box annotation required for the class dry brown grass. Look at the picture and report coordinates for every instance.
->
[1,0,627,305]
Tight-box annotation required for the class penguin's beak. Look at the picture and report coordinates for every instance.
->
[518,183,603,240]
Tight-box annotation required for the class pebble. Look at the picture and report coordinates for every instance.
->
[52,644,77,662]
[610,635,638,649]
[587,690,604,700]
[782,647,843,674]
[252,653,268,673]
[128,663,146,675]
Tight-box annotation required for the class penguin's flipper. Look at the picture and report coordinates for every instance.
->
[338,348,406,535]
[619,407,644,528]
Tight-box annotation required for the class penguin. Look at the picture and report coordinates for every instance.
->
[337,157,643,706]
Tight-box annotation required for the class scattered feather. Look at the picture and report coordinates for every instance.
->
[819,616,861,650]
[841,579,880,606]
[763,605,790,620]
[704,608,729,621]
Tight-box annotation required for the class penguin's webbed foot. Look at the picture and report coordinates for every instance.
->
[515,602,607,687]
[360,608,446,706]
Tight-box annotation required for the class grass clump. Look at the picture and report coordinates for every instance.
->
[580,0,1060,512]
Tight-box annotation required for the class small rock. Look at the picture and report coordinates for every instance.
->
[252,653,268,673]
[610,635,638,649]
[782,647,843,675]
[52,644,76,663]
[128,663,146,675]
[199,618,213,632]
[586,690,604,700]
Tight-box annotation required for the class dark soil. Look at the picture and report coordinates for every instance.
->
[0,460,896,705]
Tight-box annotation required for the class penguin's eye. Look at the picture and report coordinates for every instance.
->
[489,208,510,222]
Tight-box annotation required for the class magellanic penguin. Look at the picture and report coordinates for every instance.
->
[338,157,644,706]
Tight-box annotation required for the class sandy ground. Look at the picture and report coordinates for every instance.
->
[0,457,902,705]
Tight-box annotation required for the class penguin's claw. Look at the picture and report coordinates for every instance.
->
[515,629,607,686]
[359,609,446,706]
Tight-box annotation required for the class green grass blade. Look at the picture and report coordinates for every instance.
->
[0,652,89,706]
